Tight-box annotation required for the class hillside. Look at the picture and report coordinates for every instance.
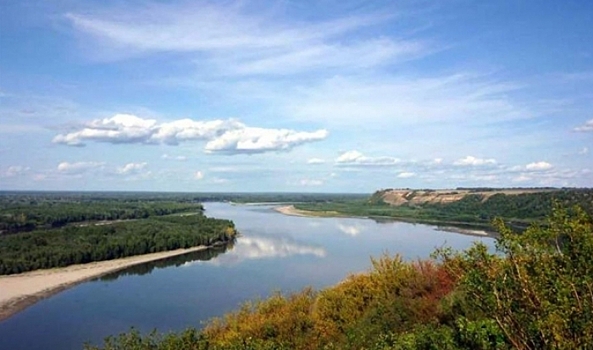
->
[296,188,593,231]
[370,188,560,206]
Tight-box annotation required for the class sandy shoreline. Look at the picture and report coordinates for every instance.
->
[274,205,312,217]
[274,205,341,217]
[0,246,208,322]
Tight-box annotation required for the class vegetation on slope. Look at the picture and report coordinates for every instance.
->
[86,203,593,350]
[296,188,593,230]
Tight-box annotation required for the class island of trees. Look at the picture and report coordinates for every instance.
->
[0,192,237,275]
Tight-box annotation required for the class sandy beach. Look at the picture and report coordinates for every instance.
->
[0,246,207,322]
[274,205,340,217]
[274,205,311,217]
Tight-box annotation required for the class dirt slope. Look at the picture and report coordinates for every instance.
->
[378,189,557,206]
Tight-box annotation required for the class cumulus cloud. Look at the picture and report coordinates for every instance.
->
[579,147,589,155]
[307,158,325,164]
[454,156,497,166]
[204,127,328,154]
[194,171,204,180]
[336,150,400,166]
[575,119,593,132]
[116,162,147,175]
[525,161,553,171]
[53,114,328,154]
[57,161,104,174]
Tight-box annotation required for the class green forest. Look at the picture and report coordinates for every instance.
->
[0,193,237,275]
[85,203,593,350]
[295,188,593,231]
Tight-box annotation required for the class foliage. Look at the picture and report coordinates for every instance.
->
[439,204,593,349]
[0,211,236,275]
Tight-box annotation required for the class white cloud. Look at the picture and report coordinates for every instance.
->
[65,5,426,75]
[454,156,497,166]
[162,154,187,161]
[285,74,532,127]
[397,172,415,178]
[57,161,104,174]
[300,179,323,186]
[575,119,593,132]
[194,171,204,180]
[53,114,328,154]
[2,166,30,178]
[336,150,400,166]
[201,236,326,266]
[53,114,156,146]
[337,224,363,236]
[204,127,328,154]
[525,161,553,171]
[116,162,147,175]
[579,147,589,155]
[307,158,325,164]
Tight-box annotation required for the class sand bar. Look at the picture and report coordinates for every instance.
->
[0,246,207,322]
[274,205,311,217]
[274,205,341,217]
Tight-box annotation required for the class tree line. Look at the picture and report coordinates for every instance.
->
[0,198,204,234]
[0,214,236,275]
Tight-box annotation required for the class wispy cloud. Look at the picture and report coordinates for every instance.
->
[282,74,531,127]
[397,172,415,178]
[307,158,325,164]
[1,166,30,178]
[299,179,324,186]
[65,4,425,76]
[575,119,593,132]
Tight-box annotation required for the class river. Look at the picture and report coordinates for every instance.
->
[0,202,495,350]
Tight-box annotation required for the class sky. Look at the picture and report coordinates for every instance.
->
[1,0,592,192]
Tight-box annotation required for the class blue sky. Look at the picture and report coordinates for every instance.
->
[1,0,592,192]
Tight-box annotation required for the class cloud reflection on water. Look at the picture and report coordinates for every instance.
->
[184,235,326,267]
[337,223,365,236]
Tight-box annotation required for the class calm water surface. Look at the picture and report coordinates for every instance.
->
[0,203,495,350]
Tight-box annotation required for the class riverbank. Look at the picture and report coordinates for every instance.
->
[274,205,497,237]
[0,246,208,322]
[274,205,343,217]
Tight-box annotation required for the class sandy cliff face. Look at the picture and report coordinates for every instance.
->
[377,189,554,206]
